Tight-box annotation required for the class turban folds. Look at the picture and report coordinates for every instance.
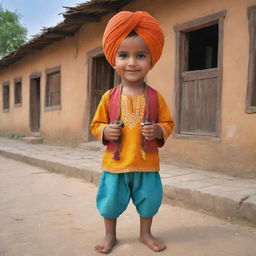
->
[103,11,164,67]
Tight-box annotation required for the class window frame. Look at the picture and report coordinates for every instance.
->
[246,6,256,114]
[2,81,10,112]
[45,65,61,111]
[14,77,22,107]
[173,11,226,140]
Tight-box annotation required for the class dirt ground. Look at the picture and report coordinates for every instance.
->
[0,155,256,256]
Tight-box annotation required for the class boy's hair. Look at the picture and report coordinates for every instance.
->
[127,30,138,38]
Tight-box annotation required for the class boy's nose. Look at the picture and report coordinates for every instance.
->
[128,56,136,66]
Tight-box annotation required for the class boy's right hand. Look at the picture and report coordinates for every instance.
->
[103,124,121,141]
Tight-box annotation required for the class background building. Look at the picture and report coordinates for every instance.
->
[0,0,255,177]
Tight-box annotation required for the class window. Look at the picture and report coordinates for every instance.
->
[188,25,218,71]
[246,6,256,113]
[45,66,61,108]
[14,77,22,106]
[174,11,226,138]
[2,82,10,111]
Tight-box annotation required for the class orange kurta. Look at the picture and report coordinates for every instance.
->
[90,90,174,173]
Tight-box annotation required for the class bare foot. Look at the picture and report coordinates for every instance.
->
[139,233,166,252]
[95,234,117,254]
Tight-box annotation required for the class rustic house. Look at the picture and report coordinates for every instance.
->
[0,0,256,177]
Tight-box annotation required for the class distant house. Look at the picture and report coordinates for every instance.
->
[0,0,255,177]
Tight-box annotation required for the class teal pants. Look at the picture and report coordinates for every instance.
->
[96,171,163,219]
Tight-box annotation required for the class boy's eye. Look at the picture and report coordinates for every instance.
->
[137,53,146,59]
[118,53,128,58]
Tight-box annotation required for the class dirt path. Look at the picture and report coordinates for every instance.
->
[0,156,255,256]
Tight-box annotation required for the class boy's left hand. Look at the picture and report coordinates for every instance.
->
[141,123,163,141]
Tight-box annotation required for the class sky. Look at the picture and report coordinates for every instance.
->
[1,0,89,40]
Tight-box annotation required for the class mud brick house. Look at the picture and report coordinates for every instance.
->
[0,0,256,177]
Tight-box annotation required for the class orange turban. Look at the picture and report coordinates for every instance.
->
[102,11,164,67]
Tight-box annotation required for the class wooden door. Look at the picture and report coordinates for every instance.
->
[30,76,41,132]
[180,69,218,136]
[89,55,115,140]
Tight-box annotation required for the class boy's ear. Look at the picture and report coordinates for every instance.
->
[150,60,153,70]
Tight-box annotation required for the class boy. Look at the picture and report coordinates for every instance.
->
[90,11,174,254]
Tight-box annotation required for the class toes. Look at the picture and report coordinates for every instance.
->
[102,247,111,254]
[95,244,105,253]
[139,235,166,252]
[153,244,161,251]
[153,242,166,252]
[147,240,166,252]
[95,242,115,254]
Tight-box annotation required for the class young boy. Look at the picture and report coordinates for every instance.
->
[90,11,174,254]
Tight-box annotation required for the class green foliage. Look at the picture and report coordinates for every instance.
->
[0,133,22,140]
[9,134,22,140]
[0,4,27,57]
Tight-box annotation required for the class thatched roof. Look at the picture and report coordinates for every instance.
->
[0,0,133,69]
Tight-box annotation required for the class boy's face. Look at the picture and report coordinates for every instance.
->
[115,35,152,85]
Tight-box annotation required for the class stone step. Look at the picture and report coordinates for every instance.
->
[21,136,43,144]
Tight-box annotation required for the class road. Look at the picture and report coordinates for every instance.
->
[0,155,255,256]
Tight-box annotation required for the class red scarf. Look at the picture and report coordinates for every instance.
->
[107,84,162,160]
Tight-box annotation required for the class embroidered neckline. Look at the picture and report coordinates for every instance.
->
[121,95,145,129]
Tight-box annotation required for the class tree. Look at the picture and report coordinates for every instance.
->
[0,4,27,58]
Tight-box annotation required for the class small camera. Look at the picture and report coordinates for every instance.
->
[111,120,124,128]
[111,120,124,143]
[141,121,153,127]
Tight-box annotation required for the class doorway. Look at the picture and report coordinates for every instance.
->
[87,47,117,141]
[30,74,41,133]
[90,55,114,119]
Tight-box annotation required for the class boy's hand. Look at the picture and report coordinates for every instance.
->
[104,124,121,141]
[141,123,163,141]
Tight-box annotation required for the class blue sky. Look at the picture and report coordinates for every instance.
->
[1,0,88,40]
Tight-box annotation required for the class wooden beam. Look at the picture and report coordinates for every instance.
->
[174,10,227,32]
[44,31,74,38]
[63,14,100,24]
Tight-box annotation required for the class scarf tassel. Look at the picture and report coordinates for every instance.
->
[113,151,120,160]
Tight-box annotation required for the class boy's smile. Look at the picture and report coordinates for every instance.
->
[115,35,152,86]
